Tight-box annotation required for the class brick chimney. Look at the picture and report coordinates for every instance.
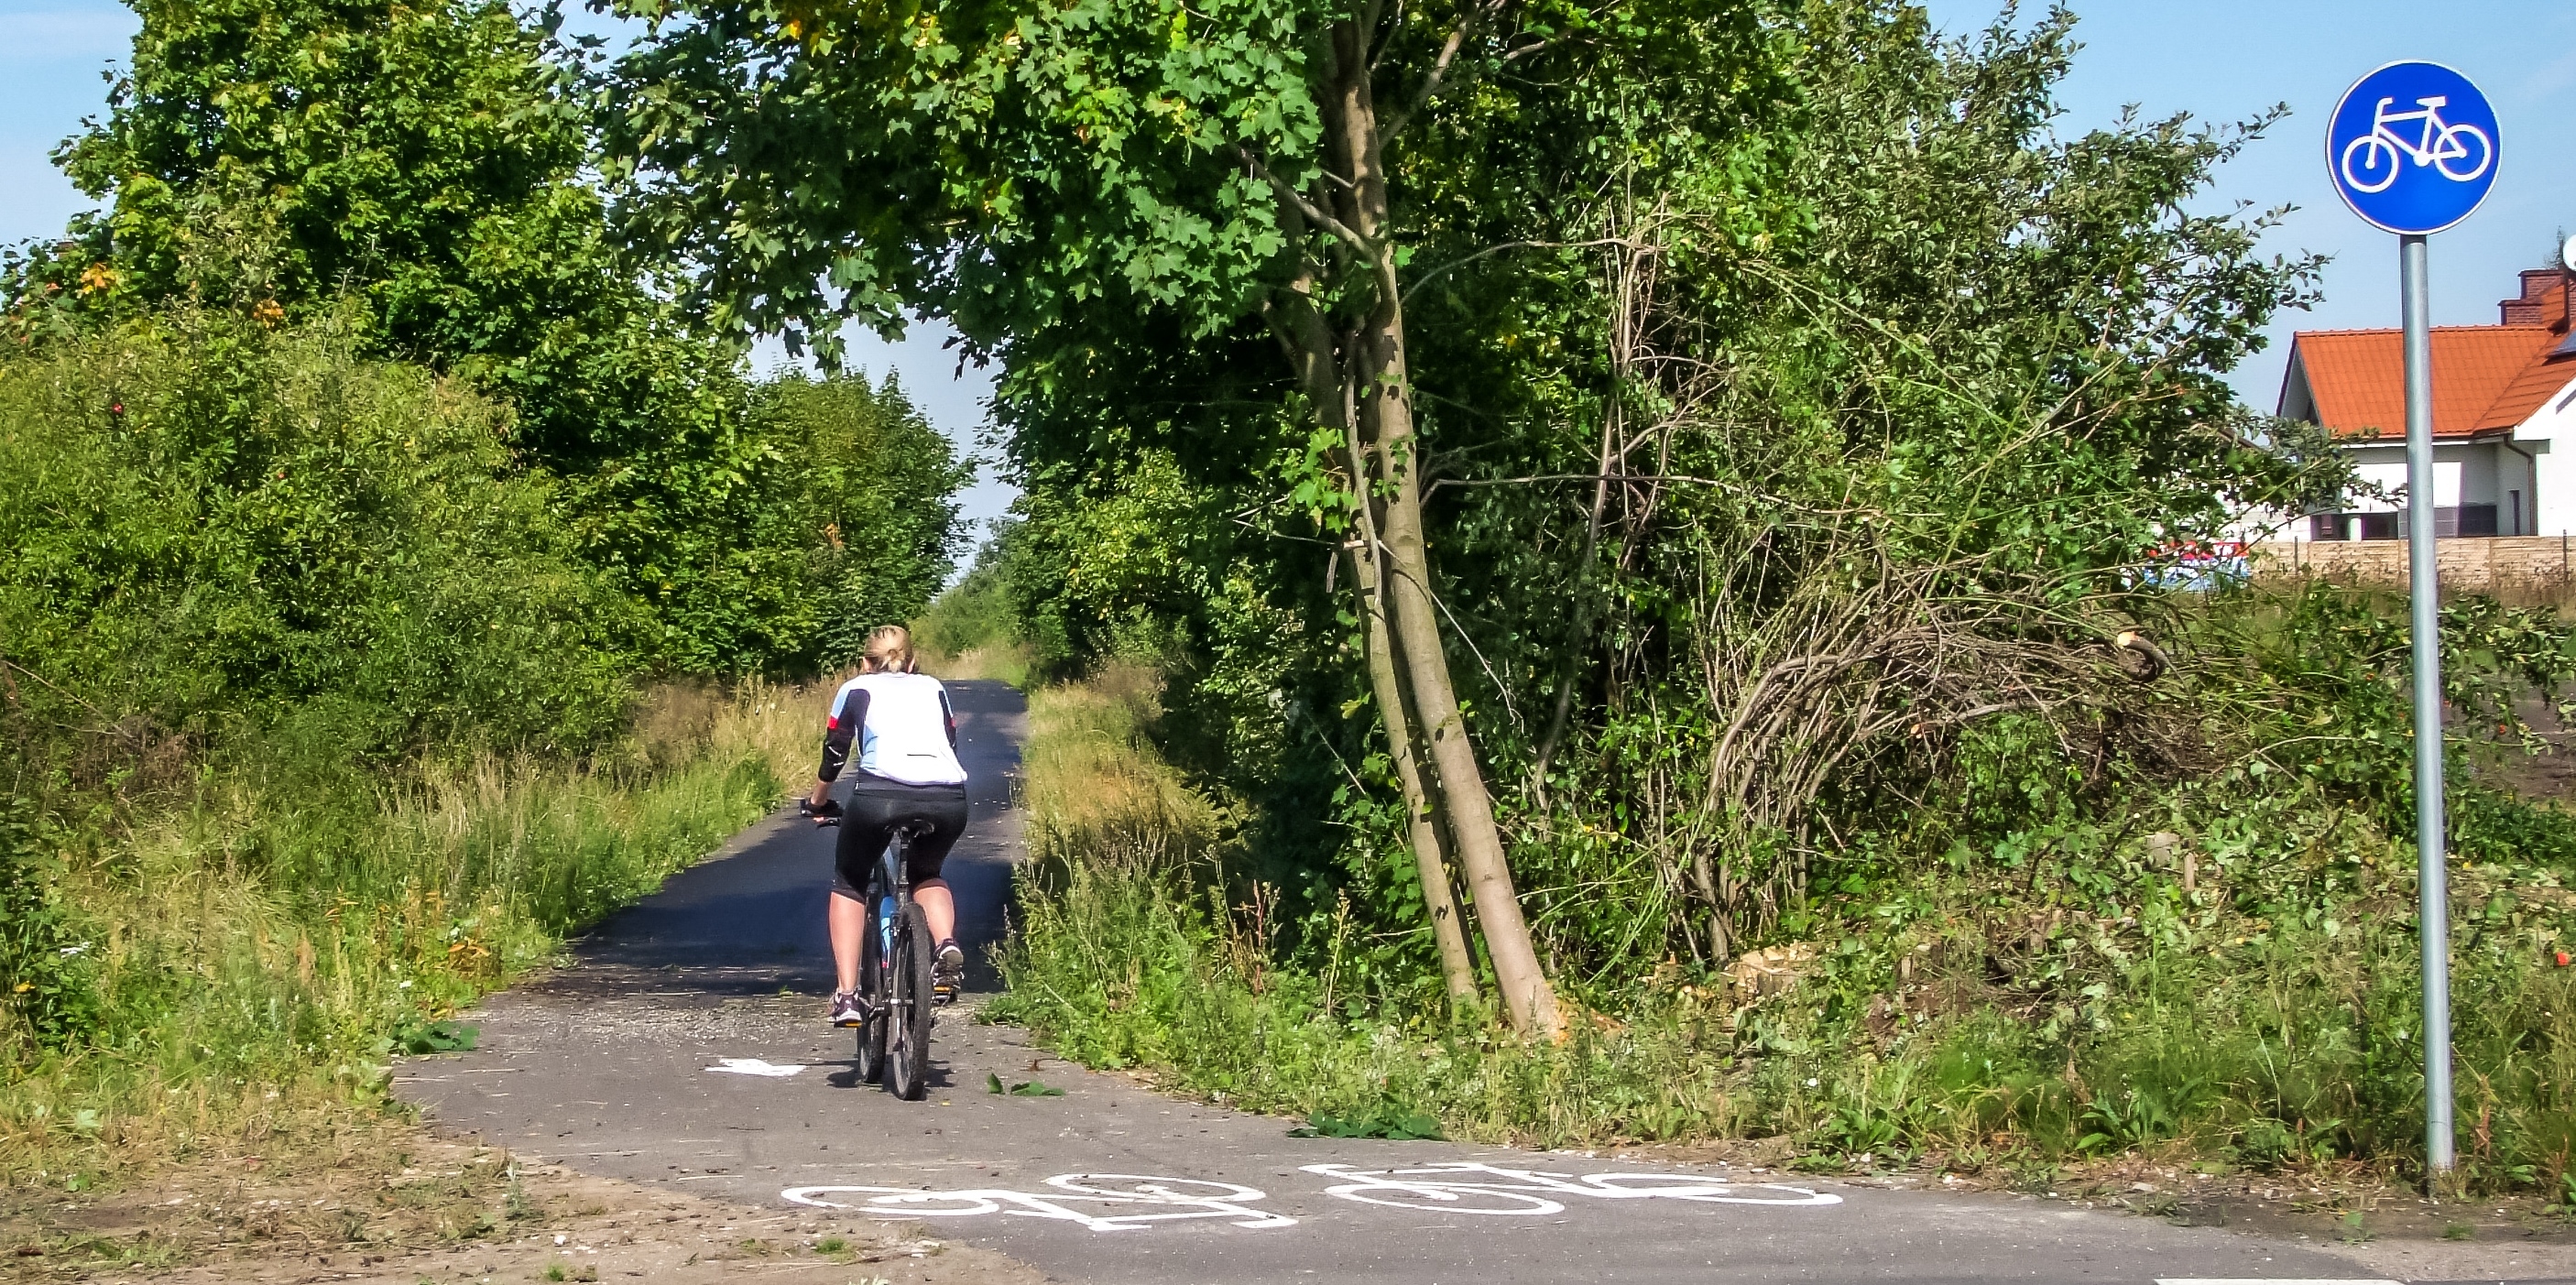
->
[2499,268,2569,326]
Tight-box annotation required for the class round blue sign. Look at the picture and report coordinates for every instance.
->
[2327,61,2500,234]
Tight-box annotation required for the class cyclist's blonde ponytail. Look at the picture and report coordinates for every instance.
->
[863,626,916,674]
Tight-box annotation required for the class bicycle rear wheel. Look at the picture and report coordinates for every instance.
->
[885,902,935,1101]
[854,897,888,1084]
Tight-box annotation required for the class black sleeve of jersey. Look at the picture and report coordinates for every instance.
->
[818,689,869,781]
[940,688,957,748]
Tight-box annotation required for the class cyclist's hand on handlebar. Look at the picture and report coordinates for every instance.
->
[800,797,843,826]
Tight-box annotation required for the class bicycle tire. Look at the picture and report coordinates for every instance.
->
[1321,1182,1565,1214]
[854,894,888,1084]
[2340,133,2400,194]
[886,902,935,1100]
[2434,123,2492,182]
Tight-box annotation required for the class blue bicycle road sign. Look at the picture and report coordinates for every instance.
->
[2327,61,2499,235]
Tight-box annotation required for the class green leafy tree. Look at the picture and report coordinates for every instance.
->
[6,0,677,465]
[854,3,2332,988]
[745,373,976,670]
[3,0,968,674]
[600,0,1795,1034]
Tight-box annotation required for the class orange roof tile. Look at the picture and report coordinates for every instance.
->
[2291,327,2558,439]
[2286,271,2576,440]
[2481,352,2576,429]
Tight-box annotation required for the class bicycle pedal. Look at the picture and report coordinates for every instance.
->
[931,985,959,1006]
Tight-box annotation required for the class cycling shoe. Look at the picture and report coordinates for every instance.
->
[828,990,867,1026]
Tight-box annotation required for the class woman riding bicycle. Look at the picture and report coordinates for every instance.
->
[802,626,968,1026]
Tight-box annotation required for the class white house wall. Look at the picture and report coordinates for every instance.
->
[2516,372,2576,535]
[2225,369,2576,541]
[2344,445,2471,509]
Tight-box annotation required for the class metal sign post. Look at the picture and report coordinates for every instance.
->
[2397,232,2451,1173]
[2326,60,2501,1183]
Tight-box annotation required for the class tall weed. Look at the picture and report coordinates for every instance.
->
[0,682,825,1189]
[995,644,2576,1192]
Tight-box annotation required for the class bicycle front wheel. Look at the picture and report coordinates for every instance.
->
[2435,123,2492,182]
[854,895,888,1084]
[885,902,935,1101]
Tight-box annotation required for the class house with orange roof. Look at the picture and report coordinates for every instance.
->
[2278,267,2576,539]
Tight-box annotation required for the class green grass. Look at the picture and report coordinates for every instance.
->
[0,682,825,1189]
[991,667,2576,1194]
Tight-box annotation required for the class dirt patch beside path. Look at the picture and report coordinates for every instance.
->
[3,1133,1047,1285]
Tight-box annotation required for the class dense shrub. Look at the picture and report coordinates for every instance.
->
[2,0,971,676]
[996,585,2576,1189]
[0,309,636,783]
[0,311,839,1160]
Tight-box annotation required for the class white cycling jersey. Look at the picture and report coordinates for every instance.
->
[824,671,967,786]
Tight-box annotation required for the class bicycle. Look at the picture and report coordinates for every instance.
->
[2341,94,2492,194]
[810,810,944,1099]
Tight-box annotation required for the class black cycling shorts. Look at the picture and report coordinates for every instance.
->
[831,774,970,901]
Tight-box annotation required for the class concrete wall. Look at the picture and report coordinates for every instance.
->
[2253,534,2576,593]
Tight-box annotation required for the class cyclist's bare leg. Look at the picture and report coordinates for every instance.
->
[828,890,866,995]
[913,879,957,946]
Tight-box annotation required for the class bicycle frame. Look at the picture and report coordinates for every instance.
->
[868,822,930,1017]
[2370,95,2464,166]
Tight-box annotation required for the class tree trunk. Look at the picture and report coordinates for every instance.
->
[1263,255,1478,1008]
[1361,338,1560,1035]
[1324,14,1562,1037]
[1345,435,1479,1007]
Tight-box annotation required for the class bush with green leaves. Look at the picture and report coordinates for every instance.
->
[0,308,638,779]
[2,0,970,676]
[0,368,796,1147]
[999,581,2576,1189]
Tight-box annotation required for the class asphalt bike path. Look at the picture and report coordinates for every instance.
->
[404,681,2429,1284]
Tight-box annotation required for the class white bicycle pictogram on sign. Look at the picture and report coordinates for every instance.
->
[1300,1161,1841,1214]
[781,1173,1296,1234]
[2340,94,2494,193]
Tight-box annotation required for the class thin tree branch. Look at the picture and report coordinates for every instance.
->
[1381,0,1511,142]
[1233,145,1370,251]
[1402,236,1643,302]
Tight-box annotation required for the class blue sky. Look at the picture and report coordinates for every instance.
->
[5,0,2571,540]
[1917,0,2576,394]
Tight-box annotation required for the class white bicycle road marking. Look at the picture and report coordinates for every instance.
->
[1300,1161,1841,1214]
[780,1163,1838,1233]
[706,1058,807,1077]
[781,1173,1297,1233]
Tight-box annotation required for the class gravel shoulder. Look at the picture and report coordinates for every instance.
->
[5,1133,1043,1285]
